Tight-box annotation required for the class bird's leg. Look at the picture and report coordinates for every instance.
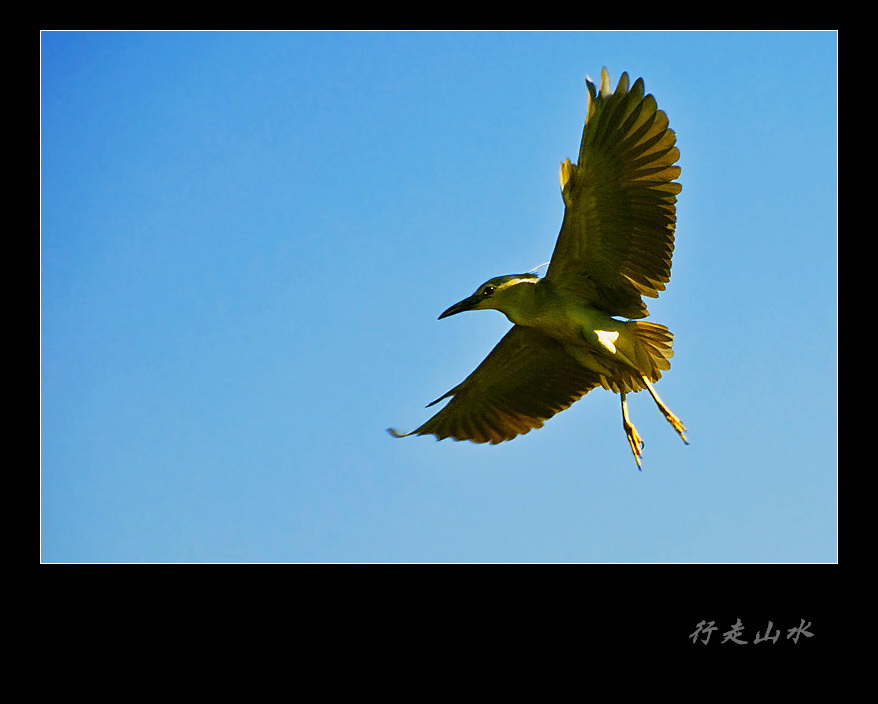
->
[641,376,688,444]
[621,390,644,469]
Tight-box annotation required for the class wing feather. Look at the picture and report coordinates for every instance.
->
[546,68,681,319]
[404,326,602,444]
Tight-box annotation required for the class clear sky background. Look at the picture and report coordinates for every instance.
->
[41,31,837,563]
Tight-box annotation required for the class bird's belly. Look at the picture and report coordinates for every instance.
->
[525,306,622,350]
[533,305,633,371]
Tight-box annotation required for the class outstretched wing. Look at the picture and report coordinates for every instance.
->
[545,68,681,319]
[392,325,602,444]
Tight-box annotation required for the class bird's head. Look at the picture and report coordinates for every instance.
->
[438,274,540,320]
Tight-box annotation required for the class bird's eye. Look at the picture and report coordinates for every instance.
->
[482,286,495,296]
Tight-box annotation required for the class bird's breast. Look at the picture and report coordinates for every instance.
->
[509,301,622,352]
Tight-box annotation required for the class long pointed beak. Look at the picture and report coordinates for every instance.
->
[438,294,480,320]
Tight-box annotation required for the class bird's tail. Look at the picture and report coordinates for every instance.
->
[595,321,674,394]
[629,321,674,383]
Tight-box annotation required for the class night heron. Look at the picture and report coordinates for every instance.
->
[390,68,687,468]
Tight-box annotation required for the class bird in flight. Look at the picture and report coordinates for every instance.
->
[390,68,687,468]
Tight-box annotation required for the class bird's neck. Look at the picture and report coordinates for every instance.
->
[495,279,546,326]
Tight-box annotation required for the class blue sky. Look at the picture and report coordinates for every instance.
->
[41,31,837,563]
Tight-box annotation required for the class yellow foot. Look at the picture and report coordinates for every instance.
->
[664,412,689,445]
[623,419,644,469]
[640,376,688,445]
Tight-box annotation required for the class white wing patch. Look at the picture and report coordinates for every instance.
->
[595,329,620,353]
